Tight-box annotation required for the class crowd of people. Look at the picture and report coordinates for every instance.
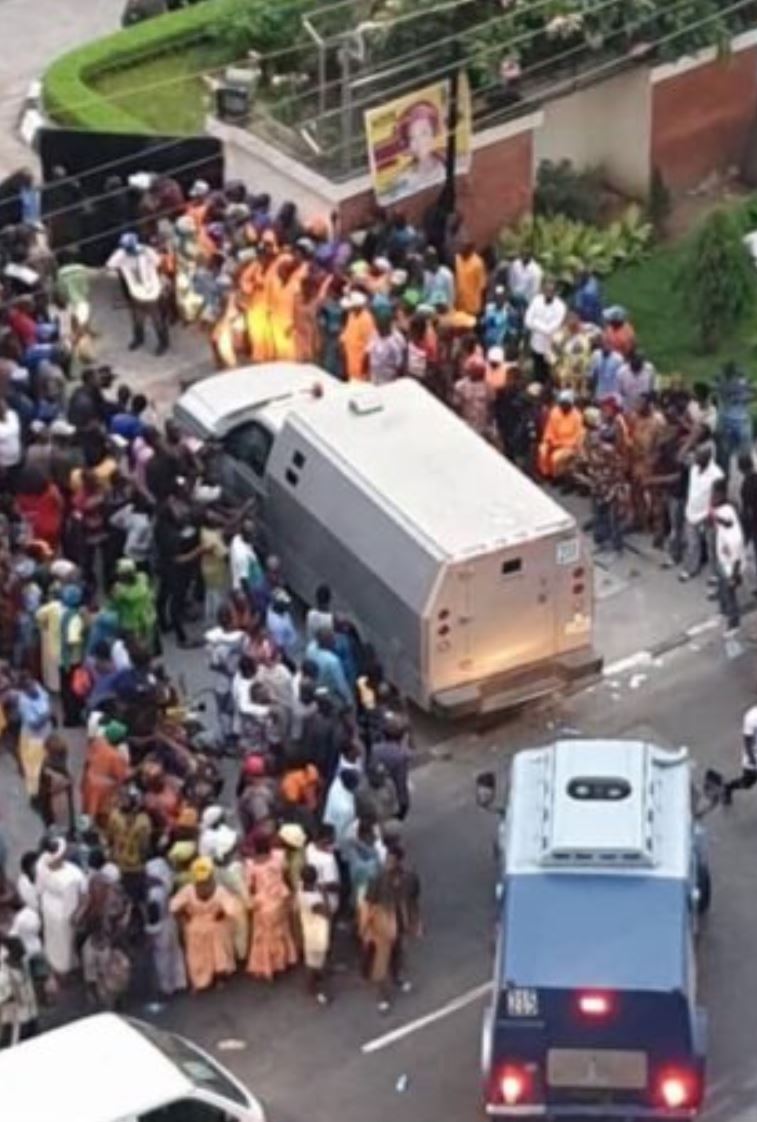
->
[94,170,754,633]
[0,162,754,1041]
[0,300,423,1037]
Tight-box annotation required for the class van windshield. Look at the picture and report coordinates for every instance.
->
[128,1020,248,1107]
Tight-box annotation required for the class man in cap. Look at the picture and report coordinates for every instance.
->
[266,587,300,664]
[107,232,169,355]
[538,389,585,481]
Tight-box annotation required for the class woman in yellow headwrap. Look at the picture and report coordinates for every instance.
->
[169,857,236,991]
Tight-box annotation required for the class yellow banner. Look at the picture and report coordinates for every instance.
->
[364,74,472,206]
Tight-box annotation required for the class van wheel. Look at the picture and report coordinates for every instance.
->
[696,862,711,914]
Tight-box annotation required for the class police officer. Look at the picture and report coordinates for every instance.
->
[722,703,757,804]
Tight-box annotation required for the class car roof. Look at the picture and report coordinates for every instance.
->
[505,740,692,878]
[2,1014,191,1122]
[175,362,331,437]
[283,379,572,557]
[500,873,689,992]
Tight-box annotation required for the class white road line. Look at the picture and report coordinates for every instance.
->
[603,651,652,677]
[361,981,492,1055]
[686,617,720,638]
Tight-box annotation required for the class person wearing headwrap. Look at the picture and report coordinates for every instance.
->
[240,230,279,362]
[170,857,236,991]
[212,826,250,963]
[538,389,585,481]
[110,557,156,649]
[80,718,129,826]
[245,833,298,981]
[58,582,87,728]
[340,291,374,382]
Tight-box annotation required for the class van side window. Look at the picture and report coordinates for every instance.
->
[501,558,522,577]
[224,422,272,478]
[140,1101,235,1122]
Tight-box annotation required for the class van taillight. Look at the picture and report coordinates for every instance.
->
[657,1069,700,1110]
[498,1064,536,1106]
[572,567,585,580]
[578,991,613,1017]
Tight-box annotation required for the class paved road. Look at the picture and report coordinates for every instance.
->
[129,619,757,1122]
[0,0,123,170]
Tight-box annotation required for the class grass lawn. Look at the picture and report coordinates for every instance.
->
[91,41,231,134]
[604,225,757,383]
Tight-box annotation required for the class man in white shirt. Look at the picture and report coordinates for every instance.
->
[0,398,21,476]
[229,520,260,593]
[107,231,168,355]
[525,280,566,383]
[508,252,543,305]
[722,703,757,804]
[680,443,723,582]
[710,478,745,631]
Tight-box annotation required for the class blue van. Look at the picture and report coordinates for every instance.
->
[477,740,710,1119]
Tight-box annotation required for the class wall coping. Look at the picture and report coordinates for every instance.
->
[651,26,757,84]
[209,107,542,205]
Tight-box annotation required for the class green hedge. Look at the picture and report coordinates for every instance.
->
[42,0,236,133]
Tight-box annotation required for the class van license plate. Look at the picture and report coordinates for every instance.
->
[547,1049,647,1090]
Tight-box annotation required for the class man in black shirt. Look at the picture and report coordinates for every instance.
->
[154,498,203,646]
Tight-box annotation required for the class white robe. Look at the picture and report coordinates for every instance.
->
[36,856,86,974]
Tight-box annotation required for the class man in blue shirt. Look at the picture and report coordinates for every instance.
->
[589,340,624,403]
[305,628,353,710]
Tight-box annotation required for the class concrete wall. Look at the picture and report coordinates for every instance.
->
[339,114,539,246]
[209,30,757,245]
[534,67,652,197]
[650,40,757,190]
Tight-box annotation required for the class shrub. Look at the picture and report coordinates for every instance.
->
[679,208,757,352]
[43,0,242,133]
[498,207,652,287]
[533,159,605,225]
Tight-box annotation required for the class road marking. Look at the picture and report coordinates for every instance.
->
[686,617,720,638]
[361,981,492,1054]
[603,651,652,677]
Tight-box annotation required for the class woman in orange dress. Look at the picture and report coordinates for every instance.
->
[293,268,322,363]
[80,721,130,827]
[246,835,298,981]
[269,255,300,361]
[170,857,236,992]
[241,233,279,362]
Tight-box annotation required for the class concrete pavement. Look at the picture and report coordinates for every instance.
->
[0,0,123,171]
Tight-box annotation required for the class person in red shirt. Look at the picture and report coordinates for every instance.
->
[15,469,64,550]
[7,298,37,350]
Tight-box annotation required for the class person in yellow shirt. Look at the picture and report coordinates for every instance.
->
[454,239,487,317]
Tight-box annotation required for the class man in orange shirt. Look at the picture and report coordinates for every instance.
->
[340,291,375,381]
[454,239,487,318]
[602,305,636,359]
[538,389,585,480]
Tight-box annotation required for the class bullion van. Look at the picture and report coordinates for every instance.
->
[477,740,709,1119]
[175,363,599,715]
[1,1012,266,1122]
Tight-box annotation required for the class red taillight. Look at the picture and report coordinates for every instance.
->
[658,1070,697,1110]
[500,1066,526,1105]
[578,992,612,1017]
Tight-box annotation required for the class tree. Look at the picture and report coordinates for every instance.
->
[679,208,757,352]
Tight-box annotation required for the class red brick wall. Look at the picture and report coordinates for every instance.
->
[338,127,533,247]
[651,47,757,190]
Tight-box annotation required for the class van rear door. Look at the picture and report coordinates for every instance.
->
[465,543,557,678]
[487,988,704,1116]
